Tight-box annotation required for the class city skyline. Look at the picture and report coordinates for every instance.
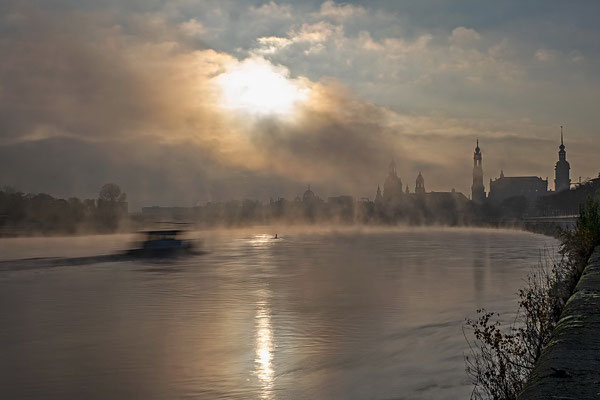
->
[1,130,589,210]
[144,132,587,207]
[1,1,599,210]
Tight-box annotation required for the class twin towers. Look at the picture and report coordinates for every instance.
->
[471,128,571,203]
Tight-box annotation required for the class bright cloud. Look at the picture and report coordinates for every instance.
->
[216,57,309,117]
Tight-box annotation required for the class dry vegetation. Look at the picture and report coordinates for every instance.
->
[464,196,600,400]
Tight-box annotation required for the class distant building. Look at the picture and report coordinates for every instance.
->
[488,170,548,205]
[471,140,486,203]
[327,195,354,205]
[539,175,600,216]
[425,190,470,205]
[383,159,403,202]
[302,185,317,203]
[375,185,383,204]
[417,189,470,225]
[415,172,425,194]
[301,185,323,221]
[327,195,354,223]
[372,163,470,224]
[555,126,571,192]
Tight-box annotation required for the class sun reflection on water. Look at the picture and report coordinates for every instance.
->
[255,288,274,399]
[249,234,276,247]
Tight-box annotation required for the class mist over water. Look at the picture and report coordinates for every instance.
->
[0,227,557,399]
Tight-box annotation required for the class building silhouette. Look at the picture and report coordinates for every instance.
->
[375,185,383,204]
[383,159,403,202]
[372,163,470,225]
[485,130,577,210]
[302,184,316,203]
[415,172,425,194]
[327,195,354,223]
[539,175,600,216]
[555,126,571,192]
[139,130,582,227]
[488,170,548,205]
[471,140,486,203]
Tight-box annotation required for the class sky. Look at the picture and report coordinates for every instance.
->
[1,0,599,210]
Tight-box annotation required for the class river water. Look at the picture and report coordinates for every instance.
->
[0,227,557,399]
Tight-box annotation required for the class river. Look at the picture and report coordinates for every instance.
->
[0,227,558,399]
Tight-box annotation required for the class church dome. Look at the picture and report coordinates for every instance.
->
[416,172,424,184]
[302,185,316,202]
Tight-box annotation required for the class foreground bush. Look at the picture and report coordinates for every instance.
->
[464,196,600,400]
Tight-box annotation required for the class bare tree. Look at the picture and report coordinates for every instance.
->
[98,183,126,203]
[96,183,127,232]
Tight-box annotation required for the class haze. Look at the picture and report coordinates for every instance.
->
[1,0,600,210]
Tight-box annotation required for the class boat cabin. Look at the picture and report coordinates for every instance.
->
[141,230,185,250]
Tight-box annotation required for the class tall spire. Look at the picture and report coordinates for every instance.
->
[388,158,397,176]
[555,125,570,192]
[561,125,564,146]
[472,139,485,203]
[375,185,382,202]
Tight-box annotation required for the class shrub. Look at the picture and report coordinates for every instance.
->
[464,196,600,400]
[559,195,600,271]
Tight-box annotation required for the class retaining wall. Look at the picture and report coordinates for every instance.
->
[518,247,600,399]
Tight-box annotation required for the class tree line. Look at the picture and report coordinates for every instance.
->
[0,183,128,236]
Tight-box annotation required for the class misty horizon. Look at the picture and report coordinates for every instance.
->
[0,136,590,212]
[1,1,600,211]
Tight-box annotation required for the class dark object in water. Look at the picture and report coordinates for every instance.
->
[0,230,206,271]
[126,230,205,258]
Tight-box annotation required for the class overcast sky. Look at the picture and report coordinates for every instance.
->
[1,1,599,210]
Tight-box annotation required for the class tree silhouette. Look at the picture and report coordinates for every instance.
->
[99,183,126,203]
[96,183,127,232]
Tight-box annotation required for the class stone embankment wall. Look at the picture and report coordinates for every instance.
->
[522,216,577,237]
[518,247,600,399]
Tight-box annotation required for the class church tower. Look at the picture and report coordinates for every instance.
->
[375,185,383,203]
[554,126,571,192]
[415,172,425,194]
[471,139,486,203]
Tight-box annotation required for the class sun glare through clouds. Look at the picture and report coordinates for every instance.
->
[216,58,308,117]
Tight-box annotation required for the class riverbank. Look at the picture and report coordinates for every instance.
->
[466,198,600,399]
[518,246,600,399]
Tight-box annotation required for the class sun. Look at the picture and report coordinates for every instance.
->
[216,58,307,117]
